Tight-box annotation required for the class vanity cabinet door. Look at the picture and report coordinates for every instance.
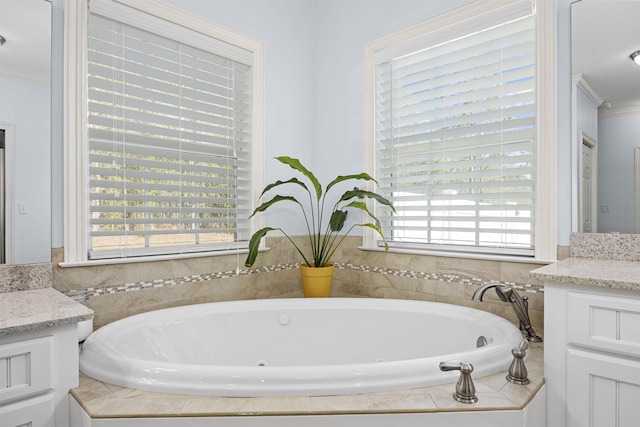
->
[567,348,640,427]
[567,292,640,358]
[0,392,55,427]
[0,336,53,404]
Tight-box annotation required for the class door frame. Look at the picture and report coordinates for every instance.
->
[0,123,15,264]
[579,131,597,233]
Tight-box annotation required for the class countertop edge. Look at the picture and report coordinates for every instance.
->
[0,288,94,336]
[530,258,640,292]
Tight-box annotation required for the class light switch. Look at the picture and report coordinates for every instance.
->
[18,202,29,214]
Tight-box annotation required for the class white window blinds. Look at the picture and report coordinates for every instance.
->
[87,10,252,259]
[375,12,536,256]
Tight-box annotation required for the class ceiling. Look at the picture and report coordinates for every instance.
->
[0,0,51,82]
[572,0,640,111]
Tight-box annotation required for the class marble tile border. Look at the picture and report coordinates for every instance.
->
[0,262,52,293]
[63,262,544,300]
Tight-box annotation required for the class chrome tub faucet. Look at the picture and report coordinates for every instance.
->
[472,283,542,342]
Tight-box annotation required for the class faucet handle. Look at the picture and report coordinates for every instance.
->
[518,339,529,352]
[439,361,478,403]
[506,340,530,385]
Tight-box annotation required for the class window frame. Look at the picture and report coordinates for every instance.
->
[62,0,265,265]
[363,0,556,262]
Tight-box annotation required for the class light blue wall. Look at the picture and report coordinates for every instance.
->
[165,0,319,235]
[50,0,575,249]
[556,0,573,246]
[167,0,474,180]
[0,74,51,263]
[576,88,598,140]
[166,0,318,167]
[312,0,473,183]
[598,111,640,233]
[166,0,574,245]
[162,0,479,236]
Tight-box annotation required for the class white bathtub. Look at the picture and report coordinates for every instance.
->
[79,298,523,397]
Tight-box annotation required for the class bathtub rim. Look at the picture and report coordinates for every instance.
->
[79,297,525,397]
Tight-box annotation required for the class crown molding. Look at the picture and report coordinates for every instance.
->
[573,74,604,107]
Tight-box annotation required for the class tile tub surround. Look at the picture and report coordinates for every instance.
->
[0,262,52,293]
[52,237,548,332]
[71,342,544,419]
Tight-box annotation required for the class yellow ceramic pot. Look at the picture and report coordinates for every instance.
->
[299,263,334,297]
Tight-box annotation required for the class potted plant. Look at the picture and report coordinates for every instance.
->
[244,156,395,297]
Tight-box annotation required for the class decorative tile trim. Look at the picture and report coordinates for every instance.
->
[64,262,544,300]
[66,263,299,298]
[338,263,544,294]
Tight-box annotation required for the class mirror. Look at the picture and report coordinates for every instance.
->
[572,0,640,233]
[0,0,51,263]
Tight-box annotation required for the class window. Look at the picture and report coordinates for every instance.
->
[64,0,265,263]
[364,0,556,260]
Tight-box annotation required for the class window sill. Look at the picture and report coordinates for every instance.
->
[58,248,252,268]
[358,245,556,265]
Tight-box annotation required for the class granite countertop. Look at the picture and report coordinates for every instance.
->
[0,288,94,335]
[531,257,640,292]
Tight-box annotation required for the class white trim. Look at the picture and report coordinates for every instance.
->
[569,75,601,234]
[635,148,640,233]
[91,0,254,65]
[0,123,15,264]
[0,70,51,85]
[599,105,640,118]
[63,0,265,263]
[573,74,604,108]
[362,33,376,250]
[579,132,597,233]
[383,241,535,257]
[59,247,254,268]
[63,0,89,264]
[251,44,267,248]
[363,0,556,261]
[570,72,578,233]
[113,0,261,56]
[534,0,557,261]
[365,0,533,62]
[359,246,554,265]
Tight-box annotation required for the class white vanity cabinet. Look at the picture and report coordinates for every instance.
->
[0,288,93,427]
[0,324,78,427]
[544,282,640,427]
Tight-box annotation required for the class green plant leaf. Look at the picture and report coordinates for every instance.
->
[344,200,368,211]
[326,173,378,193]
[329,210,347,232]
[259,177,308,198]
[343,200,380,227]
[340,188,396,212]
[249,195,302,218]
[245,227,278,267]
[361,223,390,251]
[246,157,395,268]
[276,156,323,201]
[245,226,310,267]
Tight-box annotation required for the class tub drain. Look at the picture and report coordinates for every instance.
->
[256,360,268,367]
